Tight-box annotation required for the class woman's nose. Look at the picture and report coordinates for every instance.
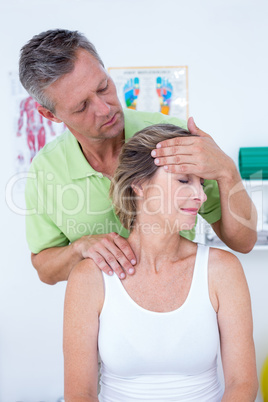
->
[201,187,208,203]
[193,182,207,204]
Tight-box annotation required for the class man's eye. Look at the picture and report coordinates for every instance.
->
[77,102,87,113]
[201,179,205,187]
[99,83,109,93]
[179,180,188,184]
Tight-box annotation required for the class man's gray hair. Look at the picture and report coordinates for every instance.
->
[19,29,104,113]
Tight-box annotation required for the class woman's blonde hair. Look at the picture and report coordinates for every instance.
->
[110,123,197,231]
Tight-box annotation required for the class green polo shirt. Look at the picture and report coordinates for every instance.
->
[25,109,221,254]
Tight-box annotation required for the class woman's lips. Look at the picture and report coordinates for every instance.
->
[180,208,199,215]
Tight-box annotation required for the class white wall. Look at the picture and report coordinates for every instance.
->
[1,0,268,400]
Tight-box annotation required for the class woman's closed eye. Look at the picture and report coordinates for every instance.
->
[178,178,205,187]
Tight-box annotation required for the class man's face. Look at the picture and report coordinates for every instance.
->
[44,49,124,143]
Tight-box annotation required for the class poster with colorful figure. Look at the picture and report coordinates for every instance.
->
[108,66,188,120]
[10,71,66,176]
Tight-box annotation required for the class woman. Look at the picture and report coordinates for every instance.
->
[63,124,258,401]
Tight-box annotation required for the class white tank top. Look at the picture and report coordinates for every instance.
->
[98,244,223,401]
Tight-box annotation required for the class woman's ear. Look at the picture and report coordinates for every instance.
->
[131,181,144,197]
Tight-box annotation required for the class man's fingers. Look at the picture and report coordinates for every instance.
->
[102,236,136,276]
[187,116,211,138]
[152,144,192,158]
[152,119,211,157]
[85,233,136,278]
[88,247,127,279]
[88,250,115,276]
[162,164,199,174]
[112,233,137,266]
[153,135,194,152]
[154,154,198,167]
[82,233,136,278]
[187,116,198,135]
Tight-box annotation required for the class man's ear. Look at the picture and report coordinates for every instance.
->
[37,105,63,123]
[131,181,144,197]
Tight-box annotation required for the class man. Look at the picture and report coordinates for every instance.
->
[19,29,257,285]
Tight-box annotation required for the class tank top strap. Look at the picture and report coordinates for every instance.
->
[189,244,211,302]
[101,244,212,315]
[101,270,128,313]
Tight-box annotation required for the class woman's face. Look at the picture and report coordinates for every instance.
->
[138,167,207,232]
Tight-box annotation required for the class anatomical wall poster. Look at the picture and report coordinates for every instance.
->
[10,71,66,176]
[108,66,188,120]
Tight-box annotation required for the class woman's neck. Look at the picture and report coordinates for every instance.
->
[128,224,187,273]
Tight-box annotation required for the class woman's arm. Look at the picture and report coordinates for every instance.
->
[63,259,104,402]
[209,249,258,401]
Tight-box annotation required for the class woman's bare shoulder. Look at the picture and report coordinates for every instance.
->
[208,247,243,276]
[207,247,248,312]
[66,259,104,312]
[69,258,103,283]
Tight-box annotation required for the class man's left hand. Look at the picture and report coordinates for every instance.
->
[151,117,234,182]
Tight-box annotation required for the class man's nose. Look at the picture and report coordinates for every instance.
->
[94,96,111,116]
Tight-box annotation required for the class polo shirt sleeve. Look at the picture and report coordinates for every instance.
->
[25,163,69,254]
[198,180,221,224]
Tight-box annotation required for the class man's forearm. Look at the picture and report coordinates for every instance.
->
[31,233,136,285]
[31,241,84,285]
[213,161,257,253]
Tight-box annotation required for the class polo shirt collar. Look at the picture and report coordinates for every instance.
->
[64,131,103,180]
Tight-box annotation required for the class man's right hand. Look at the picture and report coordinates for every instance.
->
[76,232,136,279]
[31,233,136,285]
